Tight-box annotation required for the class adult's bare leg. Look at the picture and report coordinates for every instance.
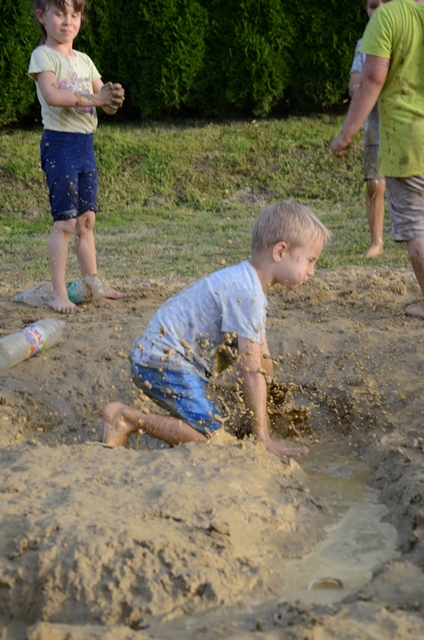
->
[405,237,424,318]
[364,178,385,258]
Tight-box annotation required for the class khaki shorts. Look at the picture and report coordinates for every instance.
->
[385,175,424,242]
[364,145,384,181]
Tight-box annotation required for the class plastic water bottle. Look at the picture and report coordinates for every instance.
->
[66,279,90,303]
[13,275,108,306]
[0,318,65,369]
[13,282,52,307]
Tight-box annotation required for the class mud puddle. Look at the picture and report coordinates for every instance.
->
[278,440,399,605]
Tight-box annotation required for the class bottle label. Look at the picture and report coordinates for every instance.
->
[19,325,47,357]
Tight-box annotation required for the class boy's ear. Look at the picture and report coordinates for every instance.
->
[272,241,288,263]
[35,10,44,24]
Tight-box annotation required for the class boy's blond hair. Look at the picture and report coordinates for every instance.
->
[251,201,331,254]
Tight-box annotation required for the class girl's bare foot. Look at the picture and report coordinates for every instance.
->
[84,275,130,300]
[103,402,140,446]
[405,303,424,319]
[104,287,130,300]
[48,295,78,314]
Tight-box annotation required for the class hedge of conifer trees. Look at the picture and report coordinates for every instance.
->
[0,0,366,126]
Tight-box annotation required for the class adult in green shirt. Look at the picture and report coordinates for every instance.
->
[331,0,424,319]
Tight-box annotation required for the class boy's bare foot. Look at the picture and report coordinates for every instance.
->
[104,287,130,300]
[103,402,139,446]
[405,303,424,319]
[48,295,78,314]
[363,241,384,259]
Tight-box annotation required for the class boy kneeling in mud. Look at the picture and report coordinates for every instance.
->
[103,201,330,459]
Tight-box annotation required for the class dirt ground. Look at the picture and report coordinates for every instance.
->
[1,265,424,639]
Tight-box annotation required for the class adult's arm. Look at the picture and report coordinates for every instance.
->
[349,71,362,98]
[331,55,390,157]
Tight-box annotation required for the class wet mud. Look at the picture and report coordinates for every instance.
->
[0,265,424,639]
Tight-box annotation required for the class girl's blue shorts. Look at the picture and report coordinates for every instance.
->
[131,363,223,435]
[40,130,98,222]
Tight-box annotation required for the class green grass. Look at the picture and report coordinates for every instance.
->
[0,115,409,286]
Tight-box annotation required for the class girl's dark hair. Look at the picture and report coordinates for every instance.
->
[34,0,87,41]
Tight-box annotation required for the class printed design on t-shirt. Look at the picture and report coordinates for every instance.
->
[58,72,94,114]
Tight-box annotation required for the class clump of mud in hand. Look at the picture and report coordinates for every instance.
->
[267,380,311,438]
[224,378,312,441]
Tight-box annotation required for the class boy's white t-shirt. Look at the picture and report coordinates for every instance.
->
[131,261,268,377]
[28,45,101,133]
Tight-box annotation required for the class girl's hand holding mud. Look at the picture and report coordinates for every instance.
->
[97,82,118,108]
[98,82,124,115]
[111,83,125,109]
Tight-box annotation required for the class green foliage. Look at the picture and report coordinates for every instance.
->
[77,0,124,83]
[0,0,369,123]
[286,0,366,110]
[119,0,208,117]
[194,0,294,116]
[0,0,40,126]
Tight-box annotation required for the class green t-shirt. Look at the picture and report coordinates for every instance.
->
[360,0,424,177]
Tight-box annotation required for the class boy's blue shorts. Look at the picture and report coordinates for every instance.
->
[131,363,223,435]
[40,130,98,222]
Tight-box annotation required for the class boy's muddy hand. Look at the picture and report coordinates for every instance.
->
[330,133,352,157]
[264,437,308,460]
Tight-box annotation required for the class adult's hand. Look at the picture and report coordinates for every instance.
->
[330,133,352,158]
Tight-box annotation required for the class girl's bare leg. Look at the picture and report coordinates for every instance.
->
[103,402,208,447]
[75,211,127,299]
[74,211,97,276]
[364,178,385,258]
[48,219,78,314]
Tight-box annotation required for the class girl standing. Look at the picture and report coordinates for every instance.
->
[29,0,126,313]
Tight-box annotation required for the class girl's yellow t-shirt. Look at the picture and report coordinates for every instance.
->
[28,45,101,134]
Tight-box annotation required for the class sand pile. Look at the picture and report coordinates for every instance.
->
[1,265,424,639]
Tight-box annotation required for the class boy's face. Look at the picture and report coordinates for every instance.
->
[366,0,383,18]
[276,237,324,291]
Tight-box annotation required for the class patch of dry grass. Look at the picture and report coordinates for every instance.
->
[0,116,409,288]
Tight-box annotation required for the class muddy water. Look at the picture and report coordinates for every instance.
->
[277,441,399,605]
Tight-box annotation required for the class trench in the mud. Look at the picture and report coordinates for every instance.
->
[130,433,403,639]
[84,369,402,610]
[275,440,399,605]
[137,400,400,608]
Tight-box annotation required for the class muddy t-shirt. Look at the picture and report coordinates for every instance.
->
[28,46,101,134]
[360,0,424,177]
[131,261,267,377]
